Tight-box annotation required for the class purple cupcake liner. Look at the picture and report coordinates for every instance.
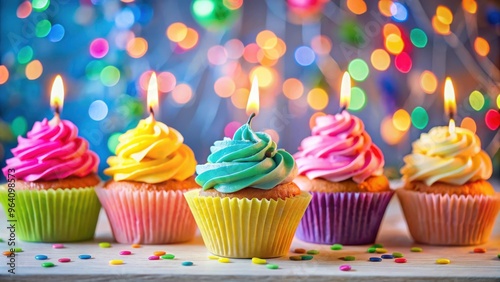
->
[296,190,394,245]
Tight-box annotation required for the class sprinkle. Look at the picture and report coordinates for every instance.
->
[35,255,48,260]
[375,248,387,254]
[301,255,314,260]
[182,261,193,266]
[339,264,351,271]
[252,257,267,264]
[473,248,486,253]
[343,256,356,261]
[58,258,71,263]
[367,247,376,253]
[266,264,279,269]
[161,254,175,260]
[331,244,343,250]
[120,251,132,255]
[371,243,384,248]
[14,247,23,252]
[395,258,407,263]
[289,256,302,261]
[109,259,124,265]
[148,256,160,260]
[154,251,166,256]
[3,251,13,256]
[392,252,404,258]
[78,254,92,260]
[218,257,230,263]
[307,250,319,255]
[410,247,423,252]
[381,254,394,259]
[369,257,382,262]
[131,244,141,248]
[208,255,219,260]
[41,262,55,268]
[99,242,111,248]
[293,248,306,254]
[436,258,450,264]
[52,244,64,249]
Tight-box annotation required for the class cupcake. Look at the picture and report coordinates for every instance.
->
[398,126,500,245]
[184,114,311,258]
[0,117,101,242]
[294,111,394,245]
[97,115,198,244]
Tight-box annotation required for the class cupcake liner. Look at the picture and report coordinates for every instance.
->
[0,186,101,242]
[296,190,394,245]
[184,189,311,258]
[96,186,197,244]
[397,189,500,245]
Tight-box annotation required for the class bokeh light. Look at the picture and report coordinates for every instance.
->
[35,19,51,38]
[294,46,315,66]
[469,90,485,111]
[243,43,260,63]
[371,49,391,71]
[214,76,235,98]
[347,0,367,15]
[224,121,242,137]
[383,23,401,38]
[485,109,500,130]
[192,0,215,17]
[462,0,477,14]
[390,2,408,22]
[89,38,109,59]
[381,116,405,145]
[86,60,105,80]
[348,58,369,81]
[223,0,243,10]
[207,45,228,65]
[107,133,121,154]
[410,28,427,48]
[309,112,326,129]
[436,5,453,25]
[282,78,304,100]
[17,1,32,18]
[432,15,450,35]
[231,88,249,109]
[48,24,65,42]
[385,34,404,55]
[178,28,199,49]
[31,0,49,12]
[11,116,27,137]
[126,37,148,58]
[378,0,393,17]
[419,70,438,94]
[264,129,280,143]
[474,37,490,57]
[89,100,108,121]
[256,30,278,50]
[172,83,193,104]
[460,117,477,133]
[497,94,500,108]
[115,8,135,29]
[348,87,366,111]
[166,22,188,42]
[0,65,9,85]
[25,60,43,80]
[307,88,328,110]
[310,36,331,56]
[392,109,411,131]
[411,106,429,129]
[395,52,412,73]
[224,39,244,59]
[17,46,33,64]
[100,65,121,87]
[250,66,275,88]
[158,72,176,93]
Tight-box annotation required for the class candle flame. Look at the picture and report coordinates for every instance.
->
[340,72,351,110]
[246,76,260,116]
[50,75,64,113]
[444,77,456,119]
[147,72,159,115]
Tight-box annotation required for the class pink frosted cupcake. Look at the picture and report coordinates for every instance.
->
[96,116,198,244]
[399,126,500,245]
[294,111,393,245]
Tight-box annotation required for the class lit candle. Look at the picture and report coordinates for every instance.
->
[246,76,260,117]
[339,72,351,113]
[147,72,159,122]
[49,75,64,126]
[444,77,457,135]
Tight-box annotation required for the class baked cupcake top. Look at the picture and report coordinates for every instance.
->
[2,118,99,181]
[104,116,196,183]
[401,126,492,186]
[294,111,384,183]
[195,114,297,193]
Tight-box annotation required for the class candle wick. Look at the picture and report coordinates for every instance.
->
[247,112,256,124]
[338,106,346,114]
[149,106,155,119]
[55,105,60,116]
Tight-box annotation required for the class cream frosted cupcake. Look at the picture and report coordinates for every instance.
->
[184,114,311,258]
[398,126,500,245]
[0,118,101,242]
[97,115,198,244]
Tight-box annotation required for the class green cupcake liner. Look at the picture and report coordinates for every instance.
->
[0,186,101,242]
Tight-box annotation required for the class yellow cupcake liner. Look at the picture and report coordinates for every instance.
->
[0,186,101,242]
[184,189,311,258]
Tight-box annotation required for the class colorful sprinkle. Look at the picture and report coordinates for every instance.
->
[218,257,231,263]
[301,255,314,260]
[410,247,423,252]
[3,251,13,256]
[131,244,141,248]
[339,264,351,271]
[369,257,382,262]
[154,251,166,256]
[367,247,376,253]
[289,256,302,261]
[473,248,486,253]
[331,244,343,250]
[161,254,175,259]
[52,244,64,249]
[266,264,279,269]
[99,242,111,248]
[182,261,193,266]
[148,255,160,260]
[78,254,92,260]
[14,247,23,252]
[109,259,124,265]
[293,248,306,254]
[35,255,48,260]
[395,258,407,263]
[375,248,387,254]
[381,254,394,259]
[371,244,384,248]
[343,256,356,261]
[208,255,219,260]
[436,258,450,264]
[392,252,404,258]
[41,262,55,268]
[307,250,319,255]
[120,251,132,255]
[252,257,267,264]
[58,258,71,263]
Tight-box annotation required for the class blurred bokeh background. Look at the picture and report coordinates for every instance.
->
[0,0,499,182]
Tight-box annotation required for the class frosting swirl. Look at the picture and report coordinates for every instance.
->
[2,118,99,181]
[195,115,297,193]
[294,111,384,183]
[104,116,196,183]
[401,126,492,185]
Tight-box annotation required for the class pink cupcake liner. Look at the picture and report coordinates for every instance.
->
[96,187,197,244]
[397,189,500,245]
[296,190,394,245]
